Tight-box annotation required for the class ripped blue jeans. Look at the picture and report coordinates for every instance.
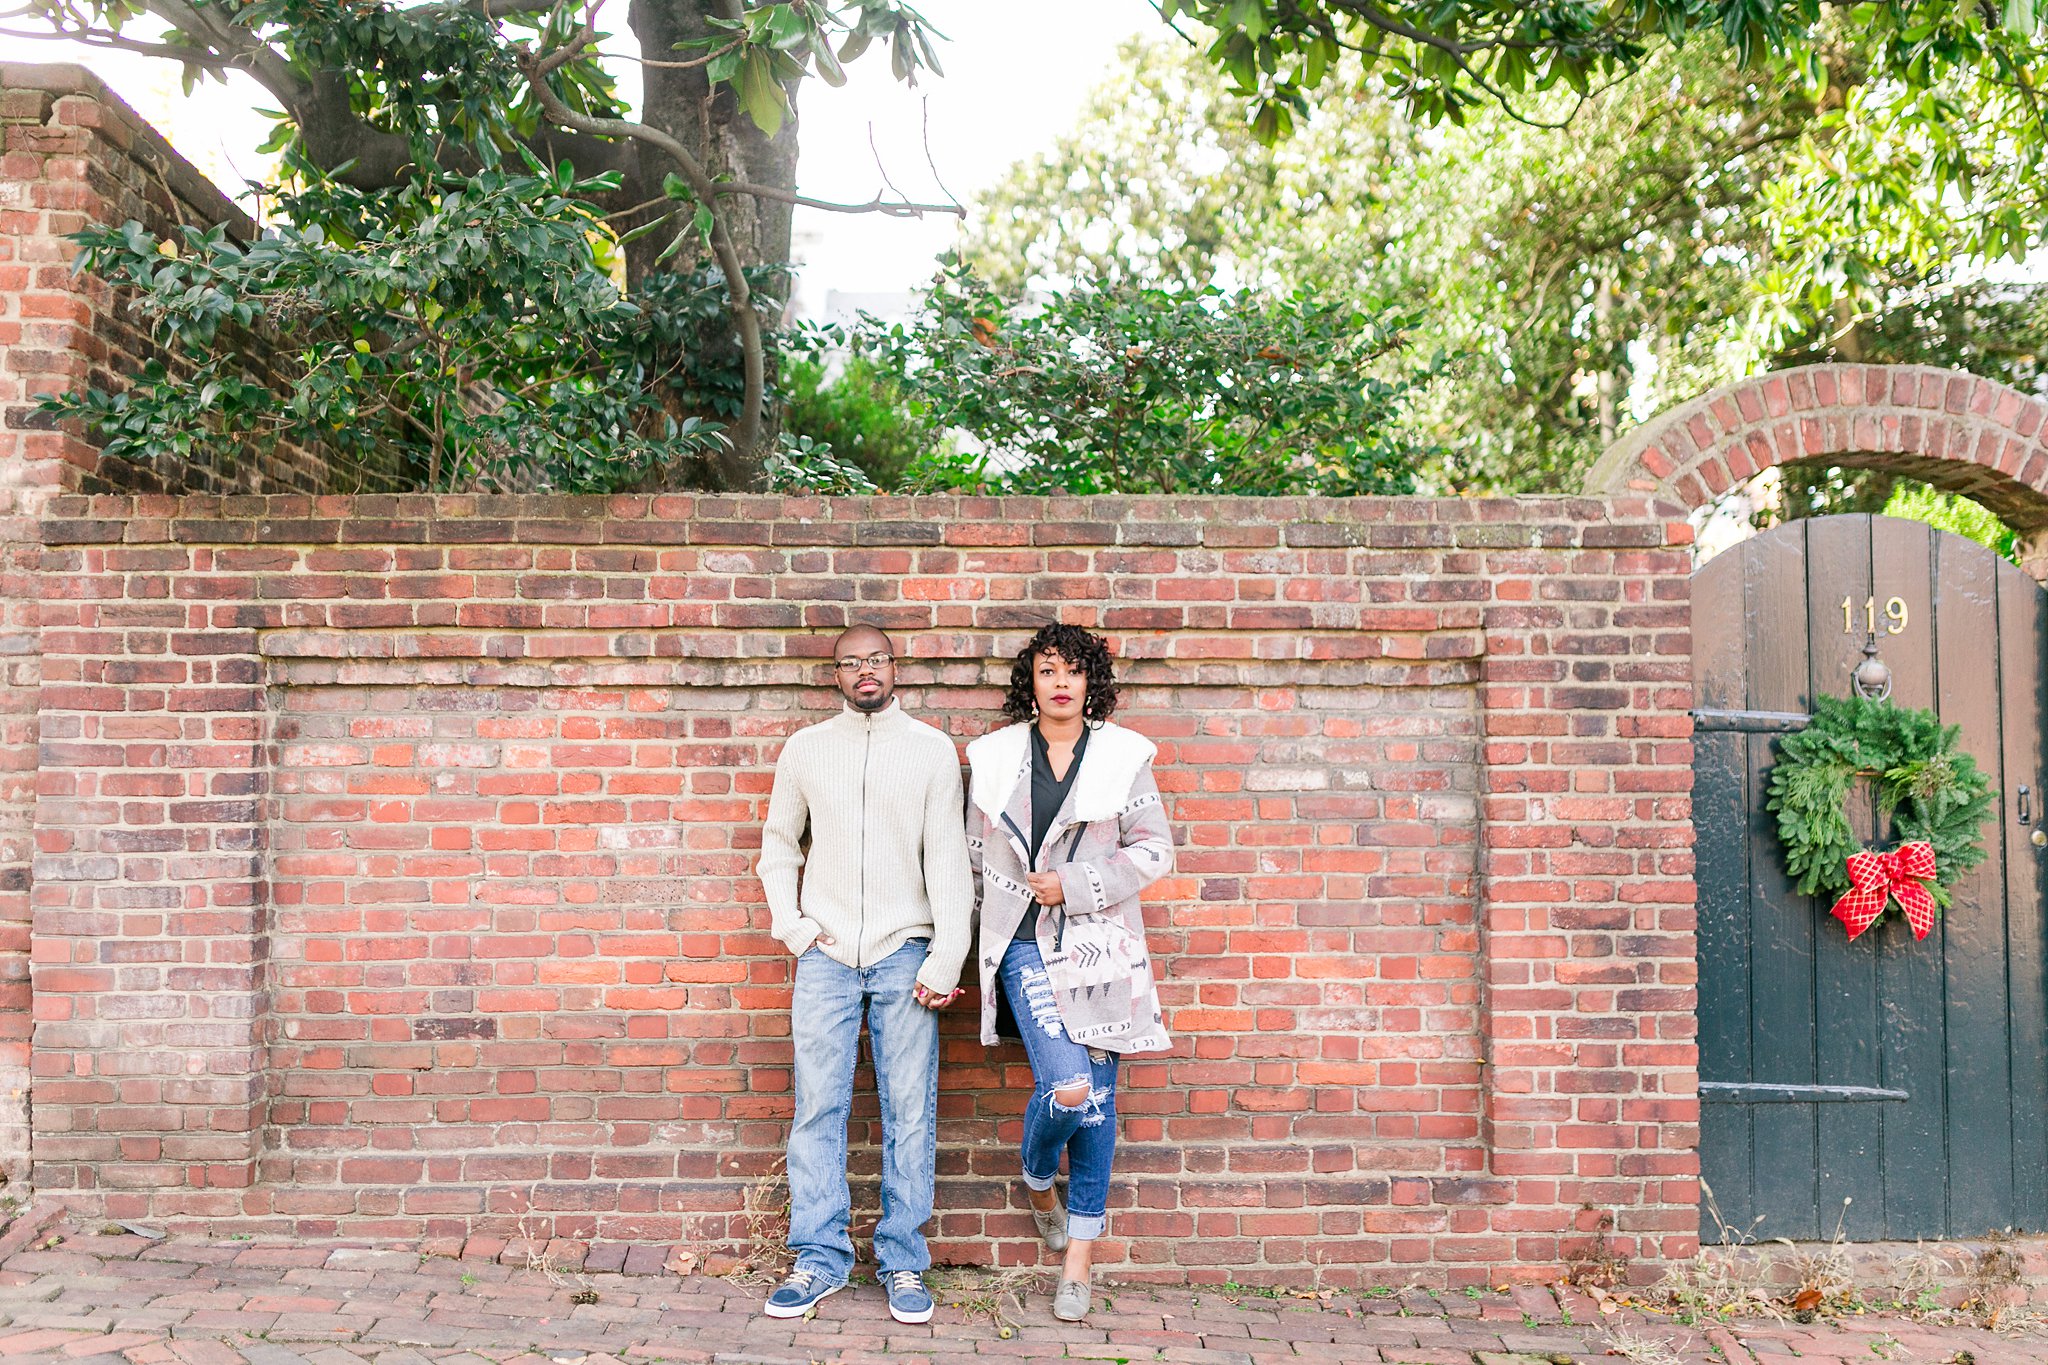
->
[998,937,1118,1241]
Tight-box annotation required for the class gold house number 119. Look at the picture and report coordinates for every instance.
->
[1843,595,1910,635]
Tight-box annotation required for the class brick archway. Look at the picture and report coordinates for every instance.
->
[1585,364,2048,576]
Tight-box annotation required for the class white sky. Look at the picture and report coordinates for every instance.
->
[26,1,1159,316]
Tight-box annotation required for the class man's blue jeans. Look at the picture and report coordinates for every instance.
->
[786,938,938,1283]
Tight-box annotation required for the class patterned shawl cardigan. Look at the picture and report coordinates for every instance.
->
[965,721,1175,1053]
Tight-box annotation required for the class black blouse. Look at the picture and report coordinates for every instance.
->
[1013,723,1088,941]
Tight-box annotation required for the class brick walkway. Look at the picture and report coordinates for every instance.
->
[0,1211,2036,1365]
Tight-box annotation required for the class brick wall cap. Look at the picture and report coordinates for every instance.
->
[38,493,1675,546]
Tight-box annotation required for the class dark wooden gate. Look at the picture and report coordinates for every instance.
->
[1693,514,2048,1241]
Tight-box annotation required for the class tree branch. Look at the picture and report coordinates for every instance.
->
[709,182,962,217]
[0,22,230,68]
[149,0,310,105]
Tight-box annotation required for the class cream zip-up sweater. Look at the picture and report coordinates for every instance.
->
[757,699,973,995]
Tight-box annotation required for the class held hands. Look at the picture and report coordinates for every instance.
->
[913,982,961,1011]
[1025,871,1065,907]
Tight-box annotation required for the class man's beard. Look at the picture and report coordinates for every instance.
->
[849,687,890,713]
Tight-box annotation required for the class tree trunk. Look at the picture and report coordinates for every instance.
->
[1594,274,1619,449]
[624,0,800,487]
[626,0,798,282]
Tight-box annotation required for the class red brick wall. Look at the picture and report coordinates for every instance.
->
[30,492,1699,1285]
[1,65,408,1184]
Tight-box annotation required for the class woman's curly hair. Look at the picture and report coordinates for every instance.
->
[1002,623,1119,724]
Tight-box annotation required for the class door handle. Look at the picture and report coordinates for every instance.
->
[2022,784,2033,826]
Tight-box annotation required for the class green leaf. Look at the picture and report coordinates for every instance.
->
[811,28,848,86]
[736,49,788,136]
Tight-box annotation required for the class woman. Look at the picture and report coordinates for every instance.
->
[965,623,1174,1322]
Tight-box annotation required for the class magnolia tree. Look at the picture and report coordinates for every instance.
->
[12,0,2047,490]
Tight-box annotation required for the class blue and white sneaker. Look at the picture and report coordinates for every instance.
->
[762,1265,843,1318]
[884,1269,934,1324]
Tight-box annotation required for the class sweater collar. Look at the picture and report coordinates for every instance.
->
[834,696,907,732]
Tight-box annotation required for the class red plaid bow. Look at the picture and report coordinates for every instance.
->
[1830,840,1939,941]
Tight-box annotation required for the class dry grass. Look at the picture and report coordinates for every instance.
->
[1601,1324,1690,1365]
[932,1266,1052,1339]
[1653,1179,1784,1324]
[672,1159,792,1286]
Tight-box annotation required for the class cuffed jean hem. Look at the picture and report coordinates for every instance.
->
[1067,1212,1106,1241]
[790,1257,850,1287]
[1020,1167,1056,1192]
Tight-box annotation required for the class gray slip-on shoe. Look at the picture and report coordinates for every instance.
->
[1029,1194,1070,1253]
[1052,1277,1091,1322]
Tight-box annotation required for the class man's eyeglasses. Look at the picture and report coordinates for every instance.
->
[834,652,894,673]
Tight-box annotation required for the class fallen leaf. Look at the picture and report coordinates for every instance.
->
[1793,1288,1824,1312]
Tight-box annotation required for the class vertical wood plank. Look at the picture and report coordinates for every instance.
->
[1929,530,2013,1236]
[1805,515,1886,1239]
[1691,547,1755,1237]
[1996,561,2048,1232]
[1870,517,1946,1238]
[1746,521,1820,1241]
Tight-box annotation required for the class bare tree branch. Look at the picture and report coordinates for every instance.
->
[921,97,962,213]
[710,181,962,218]
[0,22,230,67]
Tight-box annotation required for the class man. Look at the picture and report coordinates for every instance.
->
[756,624,972,1324]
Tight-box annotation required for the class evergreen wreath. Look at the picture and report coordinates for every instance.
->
[1764,694,1995,916]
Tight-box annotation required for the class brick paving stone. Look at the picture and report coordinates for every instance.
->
[612,1344,709,1362]
[0,1316,117,1336]
[369,1350,435,1365]
[1492,1328,1597,1351]
[300,1350,371,1365]
[266,1315,364,1344]
[0,1332,94,1356]
[107,1314,188,1335]
[134,1254,231,1271]
[362,1326,473,1351]
[61,1336,158,1360]
[228,1252,326,1272]
[236,1347,316,1365]
[164,1342,248,1365]
[615,1252,663,1281]
[327,1256,418,1275]
[0,1262,104,1281]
